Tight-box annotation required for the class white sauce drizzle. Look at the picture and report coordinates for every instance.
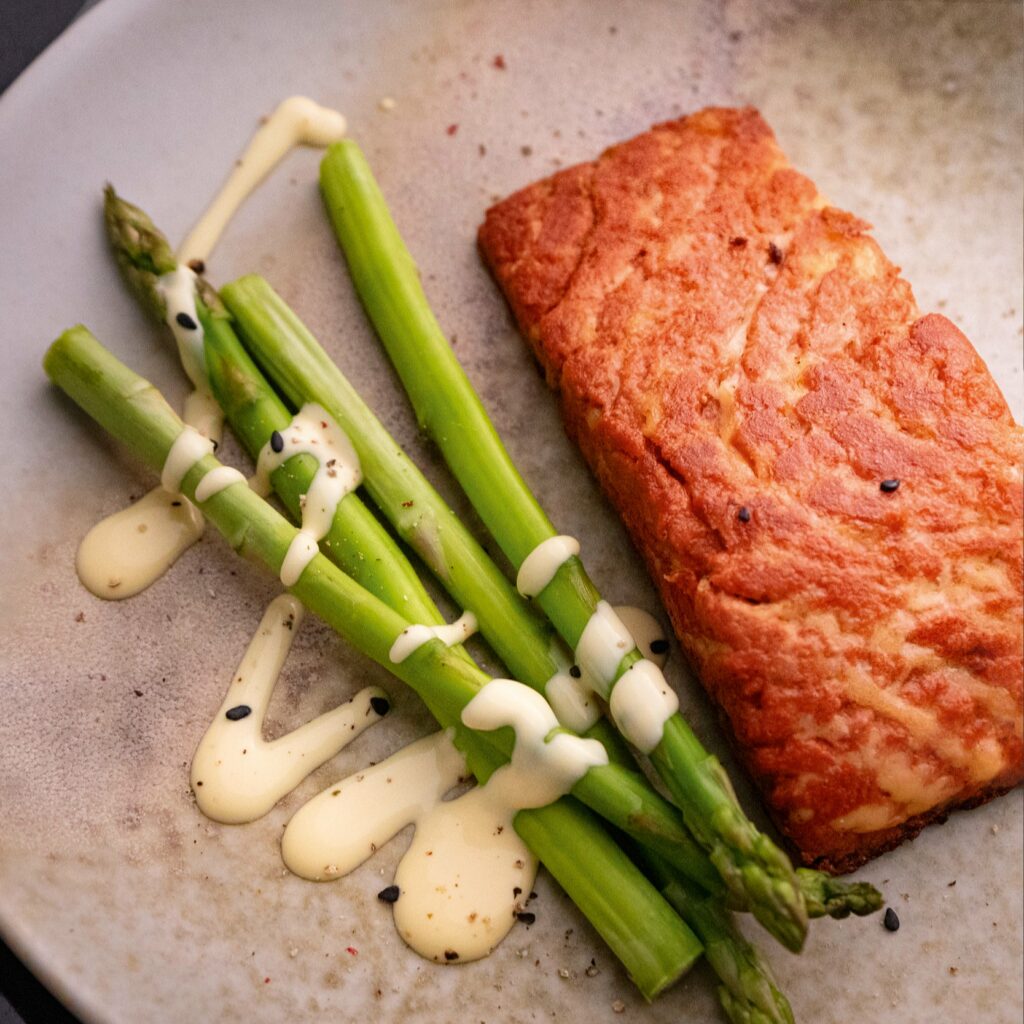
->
[461,680,608,808]
[158,266,208,389]
[282,731,469,881]
[389,611,478,663]
[160,426,215,494]
[280,533,320,588]
[251,403,362,588]
[190,594,388,824]
[614,605,670,669]
[177,96,348,266]
[575,600,636,698]
[194,466,247,503]
[542,642,601,734]
[555,602,678,752]
[608,660,680,754]
[75,489,204,599]
[282,680,606,964]
[516,535,580,598]
[77,97,347,601]
[75,266,220,601]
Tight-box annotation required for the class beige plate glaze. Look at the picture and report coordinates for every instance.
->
[0,1,1021,1022]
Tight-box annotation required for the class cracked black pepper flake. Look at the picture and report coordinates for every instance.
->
[768,242,784,265]
[370,696,391,717]
[516,912,536,925]
[884,907,900,932]
[175,311,198,331]
[270,431,285,453]
[569,665,582,679]
[880,478,901,493]
[513,886,522,897]
[649,638,669,655]
[377,885,400,904]
[444,949,460,961]
[187,258,206,274]
[225,704,252,721]
[170,500,182,507]
[737,506,752,523]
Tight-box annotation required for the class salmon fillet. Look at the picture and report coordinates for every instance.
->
[478,107,1024,872]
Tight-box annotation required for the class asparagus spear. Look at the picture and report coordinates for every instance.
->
[104,187,723,894]
[316,140,807,949]
[45,325,703,999]
[632,844,795,1024]
[106,189,882,925]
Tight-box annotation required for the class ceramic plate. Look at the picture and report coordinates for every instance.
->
[1,1,1021,1021]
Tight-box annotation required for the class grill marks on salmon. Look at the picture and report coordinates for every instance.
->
[479,107,1023,872]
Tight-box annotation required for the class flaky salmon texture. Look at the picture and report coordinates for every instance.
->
[479,107,1024,873]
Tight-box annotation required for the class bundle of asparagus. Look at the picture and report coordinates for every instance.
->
[44,161,882,1023]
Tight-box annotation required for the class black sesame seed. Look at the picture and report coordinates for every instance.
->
[737,506,752,523]
[377,885,400,904]
[225,704,252,721]
[443,950,460,961]
[370,696,391,717]
[883,907,900,932]
[270,431,285,453]
[516,912,536,925]
[175,311,198,331]
[649,638,670,655]
[880,479,901,493]
[170,500,182,507]
[569,665,582,679]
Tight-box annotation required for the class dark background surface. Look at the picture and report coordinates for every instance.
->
[1,2,89,1020]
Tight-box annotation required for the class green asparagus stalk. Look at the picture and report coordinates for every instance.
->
[106,190,882,926]
[250,140,805,951]
[103,188,721,893]
[45,325,703,999]
[636,847,795,1024]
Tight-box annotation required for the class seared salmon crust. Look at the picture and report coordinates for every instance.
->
[479,107,1023,873]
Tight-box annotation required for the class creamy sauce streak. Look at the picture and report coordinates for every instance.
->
[177,96,348,266]
[608,660,680,754]
[75,269,222,599]
[516,535,580,598]
[282,680,606,963]
[614,605,670,669]
[161,426,215,494]
[576,600,636,697]
[76,96,347,602]
[191,594,388,824]
[251,403,362,587]
[194,466,248,503]
[389,611,478,663]
[75,489,204,599]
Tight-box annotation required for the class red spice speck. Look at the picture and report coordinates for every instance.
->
[446,123,459,136]
[346,946,358,956]
[263,977,271,984]
[321,421,328,429]
[493,54,507,69]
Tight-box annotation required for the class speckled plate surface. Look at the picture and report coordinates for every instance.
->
[1,1,1021,1021]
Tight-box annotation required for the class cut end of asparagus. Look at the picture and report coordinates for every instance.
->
[796,867,885,920]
